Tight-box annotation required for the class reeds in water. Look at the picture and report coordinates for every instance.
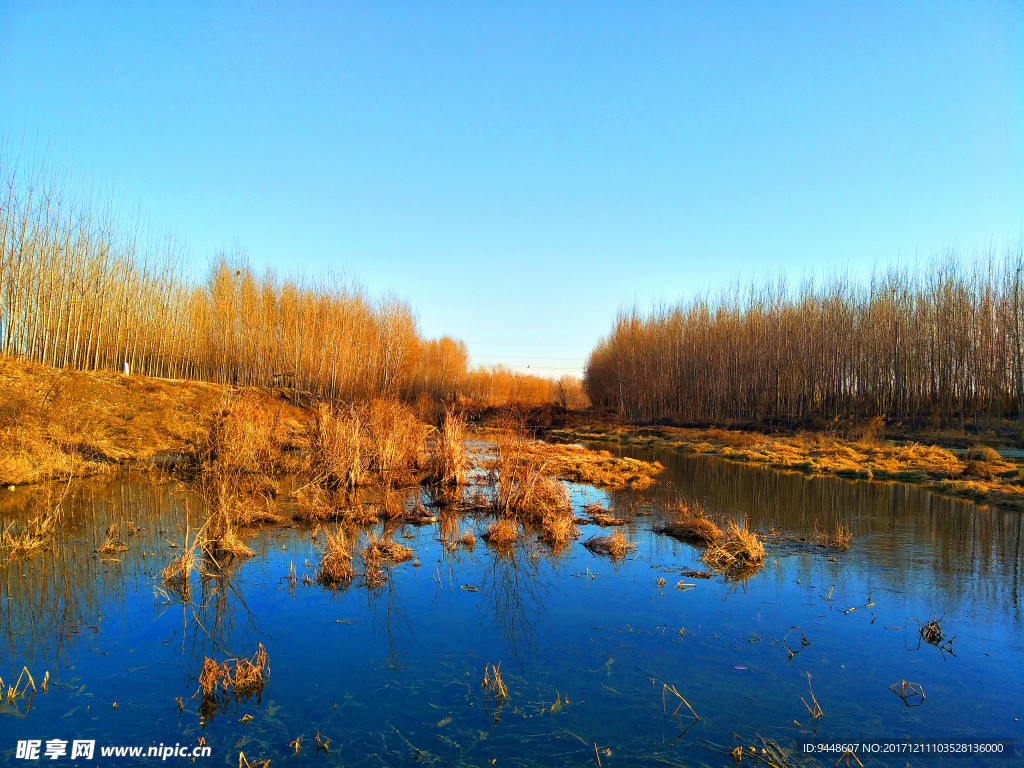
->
[583,530,635,560]
[657,503,723,545]
[317,529,355,587]
[701,520,765,572]
[817,521,853,551]
[425,406,471,486]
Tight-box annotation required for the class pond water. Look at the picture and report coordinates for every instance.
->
[1,446,1022,767]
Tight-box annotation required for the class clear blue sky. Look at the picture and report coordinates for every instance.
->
[2,2,1022,377]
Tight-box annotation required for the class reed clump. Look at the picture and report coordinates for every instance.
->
[817,521,853,551]
[359,532,414,588]
[196,643,269,709]
[98,523,128,555]
[701,520,765,572]
[583,530,635,560]
[317,529,355,587]
[425,406,471,486]
[657,503,723,545]
[582,502,627,526]
[482,518,519,546]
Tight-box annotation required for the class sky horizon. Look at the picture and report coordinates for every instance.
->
[2,2,1022,378]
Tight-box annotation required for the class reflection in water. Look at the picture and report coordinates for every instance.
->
[608,447,1024,628]
[1,452,1022,767]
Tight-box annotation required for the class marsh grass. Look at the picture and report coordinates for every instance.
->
[317,529,355,587]
[817,521,854,551]
[657,503,723,545]
[196,643,269,712]
[425,406,471,486]
[583,530,635,560]
[701,520,765,573]
[482,518,519,546]
[98,523,128,556]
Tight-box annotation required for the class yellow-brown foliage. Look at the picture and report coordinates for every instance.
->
[658,503,723,545]
[317,529,355,587]
[583,530,635,560]
[701,520,765,572]
[426,406,471,486]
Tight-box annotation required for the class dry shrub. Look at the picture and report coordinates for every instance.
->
[658,503,723,545]
[965,444,1001,463]
[482,518,519,546]
[317,529,355,587]
[583,530,635,560]
[817,521,853,551]
[701,520,765,572]
[426,406,471,486]
[491,421,571,520]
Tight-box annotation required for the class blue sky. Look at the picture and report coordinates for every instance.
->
[2,2,1022,377]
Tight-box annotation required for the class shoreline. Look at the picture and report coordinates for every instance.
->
[548,424,1024,511]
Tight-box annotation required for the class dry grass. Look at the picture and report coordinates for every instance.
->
[317,529,355,587]
[487,439,662,490]
[359,532,414,588]
[426,406,471,485]
[817,521,854,551]
[98,523,128,555]
[482,663,509,702]
[306,399,429,492]
[482,518,519,546]
[552,424,1024,510]
[701,520,765,572]
[455,530,476,548]
[537,513,580,550]
[0,356,305,487]
[0,477,71,560]
[582,502,627,526]
[196,643,269,704]
[583,530,635,560]
[657,502,723,545]
[161,528,202,597]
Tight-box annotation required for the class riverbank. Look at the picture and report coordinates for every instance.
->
[0,356,308,486]
[549,424,1024,511]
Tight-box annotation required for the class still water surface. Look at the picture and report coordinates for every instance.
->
[1,446,1022,766]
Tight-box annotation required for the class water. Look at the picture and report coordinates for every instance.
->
[1,447,1022,767]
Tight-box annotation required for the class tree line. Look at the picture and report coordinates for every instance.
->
[0,145,577,405]
[585,244,1024,427]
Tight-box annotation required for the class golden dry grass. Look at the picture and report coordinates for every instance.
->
[485,439,662,490]
[98,523,128,555]
[0,356,305,487]
[657,503,723,545]
[552,424,1024,510]
[197,643,268,702]
[817,521,853,551]
[701,520,765,572]
[583,530,635,560]
[425,406,471,486]
[317,529,355,587]
[482,518,519,546]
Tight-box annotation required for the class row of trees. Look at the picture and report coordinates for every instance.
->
[0,146,581,405]
[585,244,1024,427]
